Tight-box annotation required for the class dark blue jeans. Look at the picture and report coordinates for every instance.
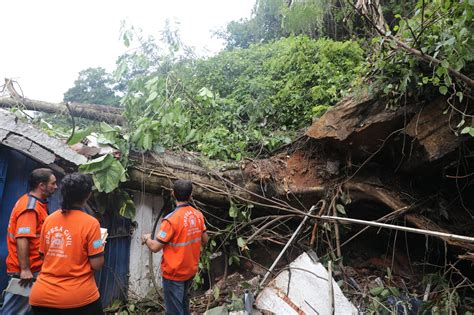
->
[162,277,193,315]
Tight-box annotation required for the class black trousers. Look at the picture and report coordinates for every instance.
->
[31,299,103,315]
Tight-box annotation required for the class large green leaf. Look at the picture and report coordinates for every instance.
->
[142,132,153,150]
[93,191,108,214]
[91,159,127,193]
[79,154,115,173]
[118,190,136,219]
[93,189,135,219]
[336,204,346,215]
[97,122,120,145]
[100,122,118,133]
[80,154,127,193]
[67,127,93,145]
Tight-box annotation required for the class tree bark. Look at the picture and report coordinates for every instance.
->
[126,151,312,212]
[124,151,474,251]
[0,97,125,125]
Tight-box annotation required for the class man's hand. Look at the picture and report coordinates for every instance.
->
[19,269,34,287]
[141,233,151,245]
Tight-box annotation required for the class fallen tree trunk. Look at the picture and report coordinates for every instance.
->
[124,151,474,251]
[3,94,471,253]
[126,151,315,213]
[0,97,125,125]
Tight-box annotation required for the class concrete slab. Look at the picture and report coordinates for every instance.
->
[256,252,357,315]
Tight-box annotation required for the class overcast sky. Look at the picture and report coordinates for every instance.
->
[0,0,254,103]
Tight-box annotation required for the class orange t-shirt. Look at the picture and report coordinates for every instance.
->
[29,209,104,309]
[6,194,48,273]
[157,204,206,281]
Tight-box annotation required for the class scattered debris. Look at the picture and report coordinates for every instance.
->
[204,305,229,315]
[255,252,357,314]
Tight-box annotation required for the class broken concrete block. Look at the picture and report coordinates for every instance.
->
[204,305,228,315]
[256,252,357,314]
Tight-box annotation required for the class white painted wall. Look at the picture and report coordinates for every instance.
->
[128,191,164,299]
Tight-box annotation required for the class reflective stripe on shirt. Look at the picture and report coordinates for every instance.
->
[168,237,201,247]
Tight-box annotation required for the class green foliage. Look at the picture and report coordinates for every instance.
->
[79,154,127,193]
[194,36,365,126]
[66,127,93,145]
[217,0,287,49]
[193,202,252,290]
[119,33,365,161]
[282,0,331,37]
[218,0,350,48]
[64,67,120,106]
[96,122,131,166]
[30,110,99,142]
[94,189,136,219]
[227,292,245,311]
[103,297,162,314]
[420,272,463,314]
[117,190,136,219]
[363,270,469,313]
[311,104,331,118]
[370,0,474,133]
[193,235,217,290]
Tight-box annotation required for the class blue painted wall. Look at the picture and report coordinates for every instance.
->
[95,210,131,307]
[0,146,62,291]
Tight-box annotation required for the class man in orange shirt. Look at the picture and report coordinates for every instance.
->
[2,168,57,315]
[142,179,208,315]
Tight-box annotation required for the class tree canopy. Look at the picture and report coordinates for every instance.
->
[63,67,120,106]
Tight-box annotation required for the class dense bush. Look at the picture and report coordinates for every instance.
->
[121,35,366,160]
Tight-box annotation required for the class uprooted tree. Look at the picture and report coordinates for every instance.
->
[2,89,474,312]
[2,0,474,311]
[2,92,473,251]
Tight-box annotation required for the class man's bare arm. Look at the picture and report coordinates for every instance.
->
[201,231,209,246]
[89,255,105,271]
[142,233,165,253]
[16,237,34,287]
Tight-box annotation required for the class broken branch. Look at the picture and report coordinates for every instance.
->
[320,215,474,243]
[258,204,319,292]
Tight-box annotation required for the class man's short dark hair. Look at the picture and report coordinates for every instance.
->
[173,179,193,202]
[28,168,54,191]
